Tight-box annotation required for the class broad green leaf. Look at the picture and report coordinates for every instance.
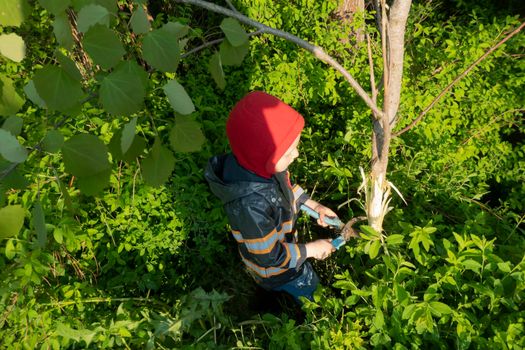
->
[428,301,453,316]
[121,117,137,154]
[0,129,27,163]
[1,168,28,189]
[23,80,46,108]
[43,130,64,153]
[386,234,404,245]
[0,205,25,239]
[33,65,84,112]
[76,168,111,195]
[53,228,63,243]
[401,303,417,320]
[497,262,511,273]
[462,259,482,273]
[373,309,385,329]
[55,323,97,346]
[99,61,146,116]
[53,14,74,49]
[39,0,70,14]
[360,225,380,240]
[130,6,150,34]
[0,75,25,117]
[55,50,82,80]
[0,33,26,62]
[209,52,225,90]
[77,4,109,33]
[5,239,15,259]
[83,25,124,69]
[141,138,175,187]
[142,28,180,72]
[2,116,23,136]
[62,134,110,177]
[369,240,381,259]
[161,21,188,39]
[220,18,248,47]
[163,80,195,115]
[71,0,116,14]
[33,201,47,248]
[169,115,205,153]
[0,0,30,27]
[219,40,248,66]
[108,130,145,162]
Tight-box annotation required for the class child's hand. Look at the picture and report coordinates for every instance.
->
[305,239,336,260]
[305,199,338,227]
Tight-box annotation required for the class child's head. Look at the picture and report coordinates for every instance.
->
[226,91,304,178]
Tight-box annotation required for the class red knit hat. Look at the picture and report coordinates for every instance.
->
[226,91,305,179]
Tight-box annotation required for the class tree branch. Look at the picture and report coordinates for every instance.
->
[176,0,384,118]
[393,21,525,137]
[181,29,263,58]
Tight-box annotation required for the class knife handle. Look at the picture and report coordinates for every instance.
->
[300,204,343,229]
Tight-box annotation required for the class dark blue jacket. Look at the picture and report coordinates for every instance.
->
[205,154,310,289]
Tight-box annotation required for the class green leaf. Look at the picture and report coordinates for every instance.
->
[141,138,175,187]
[38,0,70,15]
[55,323,97,346]
[33,201,47,248]
[0,0,30,27]
[169,115,205,153]
[0,205,25,239]
[77,4,109,33]
[360,225,380,240]
[219,40,248,66]
[0,75,25,117]
[2,116,23,136]
[108,130,145,162]
[99,61,146,116]
[5,239,15,259]
[130,6,150,34]
[428,301,453,316]
[219,18,248,47]
[76,168,111,195]
[55,50,82,80]
[43,130,64,153]
[53,228,63,244]
[0,129,27,163]
[161,21,188,39]
[373,308,385,330]
[462,259,482,273]
[0,163,28,189]
[0,33,26,62]
[209,52,225,90]
[72,0,116,14]
[401,303,417,320]
[62,134,110,177]
[83,25,124,69]
[23,80,46,108]
[497,262,511,273]
[33,65,84,112]
[163,80,195,115]
[121,117,137,154]
[142,27,180,72]
[386,234,404,245]
[53,14,74,49]
[369,240,381,259]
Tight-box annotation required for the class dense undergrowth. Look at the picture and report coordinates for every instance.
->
[0,0,524,348]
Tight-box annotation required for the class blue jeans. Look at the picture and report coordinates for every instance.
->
[273,262,319,303]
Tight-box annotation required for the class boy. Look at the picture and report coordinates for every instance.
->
[205,91,338,302]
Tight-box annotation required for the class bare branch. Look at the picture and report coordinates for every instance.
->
[181,29,263,58]
[394,21,525,137]
[366,33,378,107]
[176,0,384,118]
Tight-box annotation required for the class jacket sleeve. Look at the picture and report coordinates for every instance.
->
[292,184,309,212]
[231,196,307,270]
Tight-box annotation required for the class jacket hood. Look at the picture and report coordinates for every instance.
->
[205,154,274,204]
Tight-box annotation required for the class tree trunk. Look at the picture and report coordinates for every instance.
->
[367,0,412,233]
[336,0,365,42]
